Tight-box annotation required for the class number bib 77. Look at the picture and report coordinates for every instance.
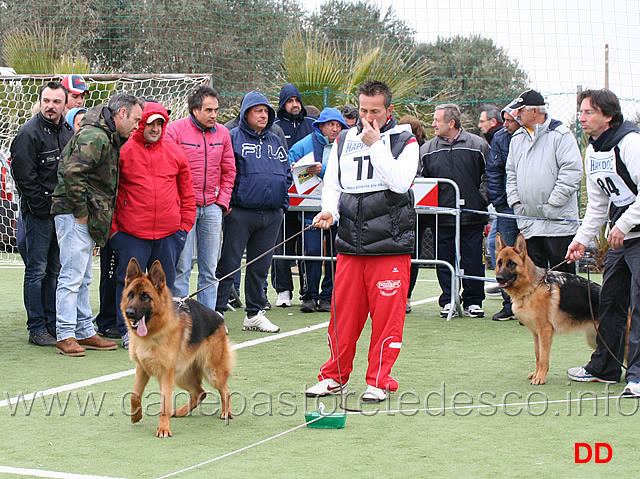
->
[338,128,391,193]
[586,149,635,207]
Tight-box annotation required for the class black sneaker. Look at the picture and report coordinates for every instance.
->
[317,299,332,313]
[98,327,121,338]
[492,308,516,321]
[300,299,317,313]
[29,329,57,347]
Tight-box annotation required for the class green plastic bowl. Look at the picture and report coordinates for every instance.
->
[304,412,347,429]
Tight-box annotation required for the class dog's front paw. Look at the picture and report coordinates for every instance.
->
[220,411,234,420]
[131,398,143,423]
[530,375,546,385]
[156,426,173,438]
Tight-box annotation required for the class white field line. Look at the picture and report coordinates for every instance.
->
[0,467,126,479]
[0,321,331,410]
[1,298,441,479]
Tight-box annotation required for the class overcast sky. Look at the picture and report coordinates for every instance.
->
[303,0,640,122]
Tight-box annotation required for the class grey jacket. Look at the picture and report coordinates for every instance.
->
[506,115,582,238]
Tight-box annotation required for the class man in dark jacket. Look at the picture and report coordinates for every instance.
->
[305,80,418,402]
[421,103,489,319]
[271,84,317,308]
[10,81,73,347]
[486,105,521,321]
[478,104,503,145]
[215,91,292,333]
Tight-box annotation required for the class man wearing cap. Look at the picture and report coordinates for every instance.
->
[51,93,144,356]
[271,84,317,308]
[486,105,521,321]
[287,107,348,313]
[109,101,196,349]
[61,74,88,113]
[11,81,73,347]
[215,91,291,333]
[505,89,582,273]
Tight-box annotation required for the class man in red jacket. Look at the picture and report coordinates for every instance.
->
[110,101,196,349]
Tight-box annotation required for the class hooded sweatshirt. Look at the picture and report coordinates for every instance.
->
[274,84,316,148]
[112,102,196,239]
[288,107,348,178]
[229,91,292,211]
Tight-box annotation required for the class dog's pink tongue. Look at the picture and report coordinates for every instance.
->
[137,317,148,337]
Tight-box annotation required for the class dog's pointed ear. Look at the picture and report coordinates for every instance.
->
[148,260,166,291]
[513,233,528,258]
[125,258,143,286]
[495,232,505,253]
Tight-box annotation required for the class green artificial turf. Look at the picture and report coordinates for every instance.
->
[0,263,632,479]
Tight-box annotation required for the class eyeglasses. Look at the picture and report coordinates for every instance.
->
[579,109,600,116]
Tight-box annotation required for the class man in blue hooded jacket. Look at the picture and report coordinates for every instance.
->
[271,84,317,308]
[215,91,292,333]
[288,107,347,313]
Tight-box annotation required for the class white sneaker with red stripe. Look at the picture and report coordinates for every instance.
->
[305,378,348,397]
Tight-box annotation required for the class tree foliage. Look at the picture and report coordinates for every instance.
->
[278,30,442,117]
[307,0,416,54]
[416,34,529,115]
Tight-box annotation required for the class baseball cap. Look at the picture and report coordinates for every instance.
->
[501,104,519,121]
[61,74,88,95]
[146,113,165,124]
[507,89,545,110]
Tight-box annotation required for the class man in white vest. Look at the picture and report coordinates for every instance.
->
[304,80,419,402]
[565,88,640,398]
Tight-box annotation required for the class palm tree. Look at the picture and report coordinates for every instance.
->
[275,30,449,124]
[2,25,91,74]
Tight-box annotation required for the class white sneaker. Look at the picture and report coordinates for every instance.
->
[621,381,640,398]
[440,303,459,318]
[305,378,348,397]
[362,385,389,403]
[242,310,280,333]
[275,290,291,307]
[464,305,485,318]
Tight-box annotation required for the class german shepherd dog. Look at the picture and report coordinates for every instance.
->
[122,258,233,438]
[495,233,599,385]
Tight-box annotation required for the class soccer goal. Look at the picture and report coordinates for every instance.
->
[0,73,211,263]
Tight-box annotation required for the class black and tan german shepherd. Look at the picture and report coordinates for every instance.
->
[122,258,233,438]
[495,233,599,385]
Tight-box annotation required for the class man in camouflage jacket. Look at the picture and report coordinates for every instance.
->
[50,93,143,357]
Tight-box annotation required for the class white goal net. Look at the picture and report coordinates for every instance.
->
[0,73,210,263]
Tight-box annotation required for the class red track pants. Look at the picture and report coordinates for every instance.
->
[318,253,410,391]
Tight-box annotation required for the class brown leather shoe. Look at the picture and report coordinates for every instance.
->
[78,334,118,351]
[56,338,86,357]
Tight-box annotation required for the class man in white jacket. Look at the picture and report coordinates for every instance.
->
[505,89,582,273]
[565,89,640,398]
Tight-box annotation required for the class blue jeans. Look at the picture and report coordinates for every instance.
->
[54,214,96,341]
[23,213,59,334]
[173,204,223,310]
[112,230,187,336]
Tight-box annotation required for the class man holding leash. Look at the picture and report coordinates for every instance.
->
[305,80,418,402]
[565,88,640,398]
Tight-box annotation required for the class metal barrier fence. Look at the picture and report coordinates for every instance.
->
[275,178,464,319]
